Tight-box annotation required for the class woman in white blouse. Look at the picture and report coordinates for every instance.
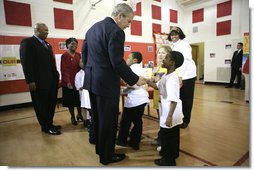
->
[168,26,196,129]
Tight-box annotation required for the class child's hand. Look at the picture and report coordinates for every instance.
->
[166,116,173,127]
[67,83,73,89]
[145,78,153,86]
[154,74,161,82]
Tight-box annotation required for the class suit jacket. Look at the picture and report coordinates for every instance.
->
[20,36,59,89]
[82,17,139,97]
[231,49,243,69]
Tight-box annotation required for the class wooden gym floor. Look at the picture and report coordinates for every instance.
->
[0,83,250,167]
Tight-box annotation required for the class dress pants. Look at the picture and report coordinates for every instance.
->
[180,77,196,125]
[160,125,180,162]
[88,109,95,143]
[89,92,119,164]
[229,67,241,87]
[117,103,146,146]
[30,83,58,130]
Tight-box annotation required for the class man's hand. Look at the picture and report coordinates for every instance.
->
[136,76,146,86]
[28,82,36,91]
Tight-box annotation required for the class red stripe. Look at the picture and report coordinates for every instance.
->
[233,151,249,166]
[179,149,217,166]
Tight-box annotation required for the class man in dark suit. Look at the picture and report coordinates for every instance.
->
[20,23,61,135]
[82,3,146,165]
[226,42,243,88]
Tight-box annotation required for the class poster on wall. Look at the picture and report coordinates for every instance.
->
[154,33,171,49]
[243,33,249,54]
[124,45,131,51]
[210,53,215,58]
[0,45,25,81]
[225,44,231,49]
[242,32,249,66]
[0,45,63,81]
[59,42,67,50]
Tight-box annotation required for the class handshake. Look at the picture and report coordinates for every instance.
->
[136,76,159,86]
[136,76,147,86]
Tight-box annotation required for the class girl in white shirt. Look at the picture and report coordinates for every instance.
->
[147,51,184,166]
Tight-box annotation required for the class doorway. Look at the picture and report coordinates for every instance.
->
[191,42,204,81]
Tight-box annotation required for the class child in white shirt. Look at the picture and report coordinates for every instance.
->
[116,52,150,150]
[75,59,95,144]
[147,51,184,166]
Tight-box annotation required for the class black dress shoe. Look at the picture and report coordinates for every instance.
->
[42,128,61,135]
[52,125,61,130]
[114,153,126,158]
[83,120,91,128]
[154,158,176,166]
[127,141,139,150]
[89,139,96,145]
[100,153,126,165]
[225,85,233,88]
[116,140,128,147]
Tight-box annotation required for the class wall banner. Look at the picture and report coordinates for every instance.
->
[0,45,24,81]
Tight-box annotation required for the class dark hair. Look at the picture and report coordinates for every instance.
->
[131,52,142,63]
[65,37,78,48]
[168,26,186,41]
[169,51,184,68]
[238,42,243,46]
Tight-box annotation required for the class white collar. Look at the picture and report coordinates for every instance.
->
[110,17,117,24]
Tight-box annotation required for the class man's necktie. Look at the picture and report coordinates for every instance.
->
[42,41,48,49]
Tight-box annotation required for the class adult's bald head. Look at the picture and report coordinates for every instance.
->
[34,23,49,40]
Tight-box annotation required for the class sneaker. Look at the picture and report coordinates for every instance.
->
[157,146,161,152]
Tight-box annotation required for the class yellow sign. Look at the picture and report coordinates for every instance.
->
[243,33,249,54]
[2,57,17,66]
[143,68,153,79]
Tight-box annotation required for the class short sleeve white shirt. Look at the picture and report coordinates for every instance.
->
[75,69,91,109]
[124,63,150,108]
[156,72,183,128]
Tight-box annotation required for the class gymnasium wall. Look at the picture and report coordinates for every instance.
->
[0,0,250,106]
[181,0,249,83]
[0,35,155,107]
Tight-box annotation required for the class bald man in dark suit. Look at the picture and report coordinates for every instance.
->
[20,23,61,135]
[82,3,146,165]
